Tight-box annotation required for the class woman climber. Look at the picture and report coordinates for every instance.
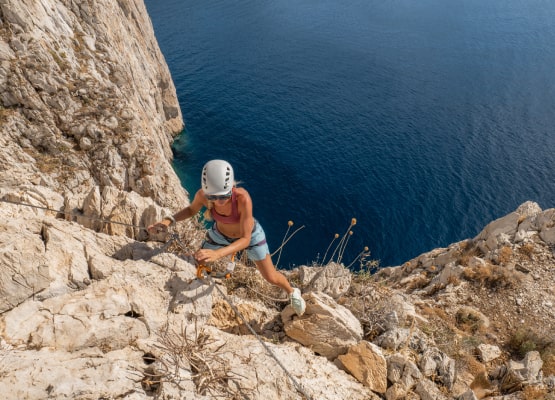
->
[148,159,306,316]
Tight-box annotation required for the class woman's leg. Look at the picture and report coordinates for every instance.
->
[254,254,293,294]
[254,254,306,316]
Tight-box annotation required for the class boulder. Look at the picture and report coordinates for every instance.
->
[299,262,352,299]
[477,344,502,363]
[415,378,449,400]
[375,327,428,353]
[337,341,387,393]
[475,212,520,252]
[387,353,423,390]
[419,347,457,389]
[282,291,363,359]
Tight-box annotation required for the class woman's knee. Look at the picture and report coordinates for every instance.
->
[255,257,279,281]
[264,270,284,286]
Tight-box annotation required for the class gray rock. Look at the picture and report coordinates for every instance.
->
[299,261,352,299]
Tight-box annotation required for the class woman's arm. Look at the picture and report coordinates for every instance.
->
[147,189,205,233]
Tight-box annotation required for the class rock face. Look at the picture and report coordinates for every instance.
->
[0,0,187,211]
[0,200,378,400]
[2,1,555,400]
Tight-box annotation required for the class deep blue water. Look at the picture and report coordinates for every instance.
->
[144,0,555,269]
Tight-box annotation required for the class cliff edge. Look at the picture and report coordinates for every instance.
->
[0,0,186,211]
[1,1,555,400]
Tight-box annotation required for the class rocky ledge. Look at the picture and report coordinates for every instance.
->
[1,187,555,399]
[1,1,555,399]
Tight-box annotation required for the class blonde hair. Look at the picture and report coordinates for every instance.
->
[204,201,214,221]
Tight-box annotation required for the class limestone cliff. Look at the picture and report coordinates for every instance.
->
[1,1,555,400]
[0,0,186,210]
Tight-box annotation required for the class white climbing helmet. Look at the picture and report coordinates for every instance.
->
[201,159,234,195]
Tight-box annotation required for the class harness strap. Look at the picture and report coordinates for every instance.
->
[204,231,266,249]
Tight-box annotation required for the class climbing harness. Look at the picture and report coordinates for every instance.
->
[195,250,236,280]
[158,231,235,280]
[1,196,313,399]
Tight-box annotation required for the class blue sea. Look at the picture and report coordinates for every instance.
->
[144,0,555,269]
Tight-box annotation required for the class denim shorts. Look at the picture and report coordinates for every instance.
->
[203,220,270,261]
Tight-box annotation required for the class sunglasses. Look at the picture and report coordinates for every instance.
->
[206,192,232,201]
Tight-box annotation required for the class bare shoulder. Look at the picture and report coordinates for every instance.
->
[234,187,252,210]
[234,187,251,201]
[192,189,208,207]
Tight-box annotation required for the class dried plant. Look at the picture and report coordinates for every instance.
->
[519,242,535,259]
[327,218,357,264]
[348,246,380,273]
[271,220,305,268]
[456,242,484,267]
[143,322,249,398]
[497,246,513,265]
[343,283,393,341]
[224,262,288,309]
[455,307,488,334]
[462,262,521,289]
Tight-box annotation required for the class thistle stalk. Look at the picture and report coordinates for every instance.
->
[328,218,357,264]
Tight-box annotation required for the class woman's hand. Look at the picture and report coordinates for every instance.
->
[147,222,169,235]
[194,249,221,263]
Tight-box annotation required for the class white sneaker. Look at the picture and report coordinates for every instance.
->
[290,288,306,316]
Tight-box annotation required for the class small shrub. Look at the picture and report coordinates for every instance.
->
[506,328,553,359]
[457,243,484,267]
[543,347,555,377]
[420,306,450,321]
[447,274,461,287]
[455,307,488,334]
[404,273,431,292]
[462,262,520,289]
[519,243,535,259]
[498,246,513,265]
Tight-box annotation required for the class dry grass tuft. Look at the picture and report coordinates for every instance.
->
[455,307,488,334]
[145,323,249,398]
[458,353,486,377]
[498,246,513,265]
[519,243,535,259]
[456,243,484,267]
[523,385,549,400]
[541,343,555,376]
[462,262,521,289]
[405,273,431,292]
[224,263,288,310]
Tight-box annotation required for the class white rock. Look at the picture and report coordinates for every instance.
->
[281,291,363,359]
